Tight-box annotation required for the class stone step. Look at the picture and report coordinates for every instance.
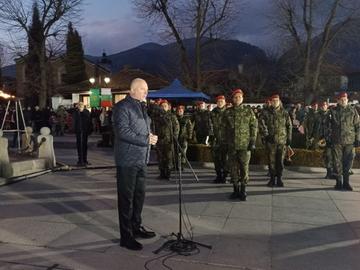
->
[2,158,48,178]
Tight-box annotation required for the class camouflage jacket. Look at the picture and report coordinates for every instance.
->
[258,106,292,145]
[191,109,211,138]
[209,106,227,145]
[177,115,193,142]
[155,110,180,145]
[325,105,360,145]
[223,104,258,150]
[303,108,319,140]
[313,109,328,141]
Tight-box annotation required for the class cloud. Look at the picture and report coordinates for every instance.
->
[79,16,155,56]
[78,0,276,56]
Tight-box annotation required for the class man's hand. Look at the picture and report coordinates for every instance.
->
[149,133,158,145]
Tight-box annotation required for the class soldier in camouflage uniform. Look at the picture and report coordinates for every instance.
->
[175,105,193,170]
[325,92,360,191]
[259,95,292,187]
[209,95,228,183]
[223,89,258,201]
[303,102,319,149]
[314,101,334,179]
[191,101,211,144]
[155,100,180,179]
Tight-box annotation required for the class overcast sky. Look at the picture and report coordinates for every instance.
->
[0,0,275,64]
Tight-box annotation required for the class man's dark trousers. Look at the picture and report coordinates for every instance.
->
[76,132,88,163]
[116,165,146,240]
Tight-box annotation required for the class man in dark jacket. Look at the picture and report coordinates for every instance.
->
[113,78,158,251]
[72,102,92,166]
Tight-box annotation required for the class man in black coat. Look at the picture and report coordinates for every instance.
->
[113,78,158,250]
[72,102,92,166]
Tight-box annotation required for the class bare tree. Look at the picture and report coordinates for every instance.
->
[0,0,83,108]
[132,0,236,90]
[0,44,3,87]
[271,0,360,103]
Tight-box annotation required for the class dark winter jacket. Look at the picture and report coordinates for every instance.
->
[72,108,92,134]
[112,95,151,167]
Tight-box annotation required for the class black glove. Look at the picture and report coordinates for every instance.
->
[355,140,360,147]
[266,135,275,144]
[248,141,256,151]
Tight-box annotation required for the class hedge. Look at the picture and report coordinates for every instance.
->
[187,144,360,168]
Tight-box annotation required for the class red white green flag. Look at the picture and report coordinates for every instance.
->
[101,88,112,107]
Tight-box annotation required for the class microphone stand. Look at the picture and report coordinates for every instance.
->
[153,133,212,254]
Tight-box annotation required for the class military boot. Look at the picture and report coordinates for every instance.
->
[334,176,343,190]
[267,175,276,187]
[343,174,353,191]
[220,170,227,183]
[276,176,284,187]
[239,183,247,201]
[213,170,222,183]
[324,168,333,179]
[164,169,171,180]
[229,184,239,199]
[158,169,166,179]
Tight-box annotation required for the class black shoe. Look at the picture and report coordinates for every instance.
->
[334,182,342,190]
[133,226,156,239]
[239,184,247,201]
[343,183,353,191]
[85,161,91,166]
[267,175,275,187]
[343,175,353,191]
[229,185,239,200]
[77,161,85,166]
[276,176,284,187]
[120,238,143,250]
[324,168,332,179]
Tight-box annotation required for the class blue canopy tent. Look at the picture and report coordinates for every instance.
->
[147,79,210,101]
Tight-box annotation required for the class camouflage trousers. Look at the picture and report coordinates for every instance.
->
[157,143,175,171]
[323,146,333,169]
[332,144,355,177]
[212,143,228,174]
[228,149,251,186]
[267,143,286,177]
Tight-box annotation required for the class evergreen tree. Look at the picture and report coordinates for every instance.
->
[25,3,43,105]
[64,22,87,84]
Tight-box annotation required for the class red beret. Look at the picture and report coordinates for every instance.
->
[232,89,243,96]
[159,99,169,105]
[196,101,205,105]
[270,94,280,100]
[311,101,318,106]
[337,92,348,99]
[177,105,185,110]
[215,95,225,101]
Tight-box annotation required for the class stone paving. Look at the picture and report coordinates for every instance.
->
[0,134,360,269]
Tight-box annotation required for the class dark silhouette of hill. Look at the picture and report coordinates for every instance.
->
[84,38,268,79]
